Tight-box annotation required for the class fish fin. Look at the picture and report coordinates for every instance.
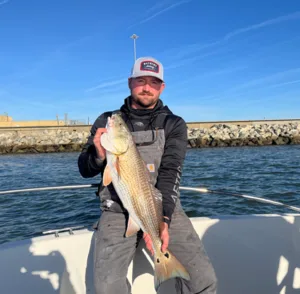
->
[154,249,190,291]
[100,133,118,154]
[103,165,112,186]
[125,216,140,237]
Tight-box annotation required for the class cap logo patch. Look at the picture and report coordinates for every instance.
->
[140,61,159,73]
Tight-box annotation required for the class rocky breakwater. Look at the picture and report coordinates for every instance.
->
[188,122,300,148]
[0,129,90,154]
[1,122,300,154]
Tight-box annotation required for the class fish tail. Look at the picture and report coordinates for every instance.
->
[154,249,190,291]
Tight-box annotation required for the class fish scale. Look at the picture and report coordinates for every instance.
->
[113,142,160,240]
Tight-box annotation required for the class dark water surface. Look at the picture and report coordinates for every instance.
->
[0,145,299,244]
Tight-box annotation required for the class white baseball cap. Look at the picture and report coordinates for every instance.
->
[129,57,164,82]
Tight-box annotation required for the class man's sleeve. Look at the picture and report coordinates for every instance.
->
[155,116,188,222]
[77,112,110,178]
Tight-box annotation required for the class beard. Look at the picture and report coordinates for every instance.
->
[131,92,159,109]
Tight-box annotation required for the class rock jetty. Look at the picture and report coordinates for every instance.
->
[188,122,300,148]
[0,122,300,154]
[0,129,90,154]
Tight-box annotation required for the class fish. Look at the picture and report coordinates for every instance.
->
[100,112,190,291]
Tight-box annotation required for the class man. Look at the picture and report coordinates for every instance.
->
[78,57,217,294]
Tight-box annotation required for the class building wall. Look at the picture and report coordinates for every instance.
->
[0,115,12,122]
[0,120,65,127]
[1,117,299,129]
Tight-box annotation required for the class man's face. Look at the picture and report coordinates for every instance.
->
[128,76,165,109]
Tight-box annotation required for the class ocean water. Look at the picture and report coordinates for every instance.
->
[0,145,299,245]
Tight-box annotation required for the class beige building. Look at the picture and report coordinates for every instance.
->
[0,114,65,127]
[0,114,12,122]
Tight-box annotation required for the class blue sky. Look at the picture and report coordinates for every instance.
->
[1,0,300,123]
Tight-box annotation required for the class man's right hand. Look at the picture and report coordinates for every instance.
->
[93,128,107,161]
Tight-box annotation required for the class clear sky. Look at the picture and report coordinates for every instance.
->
[1,0,300,123]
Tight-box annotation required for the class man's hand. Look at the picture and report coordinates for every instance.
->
[160,221,169,253]
[143,220,170,256]
[93,128,107,160]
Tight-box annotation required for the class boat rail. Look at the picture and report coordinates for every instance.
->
[42,226,86,237]
[1,184,300,213]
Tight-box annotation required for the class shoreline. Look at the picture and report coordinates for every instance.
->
[1,122,300,154]
[0,141,297,156]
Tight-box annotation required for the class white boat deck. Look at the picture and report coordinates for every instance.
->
[1,213,300,294]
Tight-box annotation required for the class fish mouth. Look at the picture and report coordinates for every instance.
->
[107,116,112,127]
[108,113,121,127]
[107,116,115,129]
[106,112,125,132]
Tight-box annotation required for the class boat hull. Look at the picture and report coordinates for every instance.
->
[1,213,300,294]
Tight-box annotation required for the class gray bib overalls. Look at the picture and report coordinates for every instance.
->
[93,120,217,294]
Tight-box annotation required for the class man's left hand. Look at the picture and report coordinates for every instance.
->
[143,220,170,255]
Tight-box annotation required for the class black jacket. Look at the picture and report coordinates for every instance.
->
[78,96,188,221]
